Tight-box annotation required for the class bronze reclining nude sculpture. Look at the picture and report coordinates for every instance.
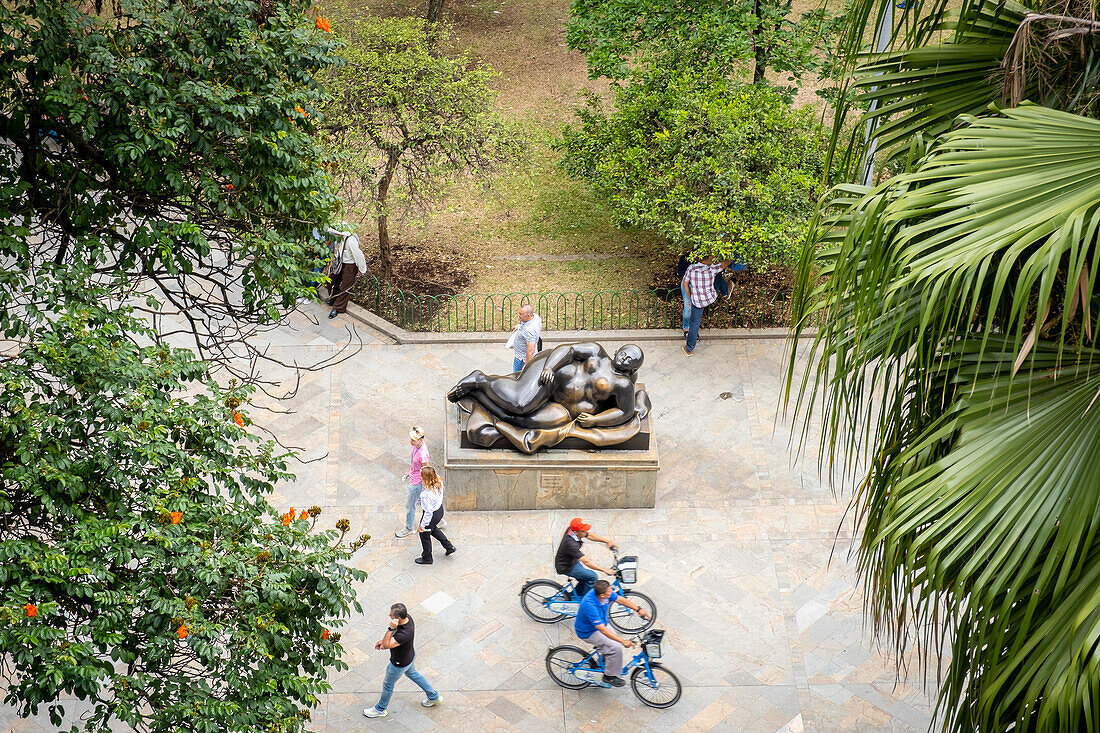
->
[447,342,652,453]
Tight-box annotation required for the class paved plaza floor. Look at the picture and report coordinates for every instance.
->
[3,306,938,732]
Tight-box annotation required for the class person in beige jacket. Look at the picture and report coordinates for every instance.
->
[326,227,367,319]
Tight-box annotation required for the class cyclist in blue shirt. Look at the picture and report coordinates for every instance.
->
[574,579,650,687]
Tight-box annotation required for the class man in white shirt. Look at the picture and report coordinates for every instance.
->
[512,304,542,372]
[327,228,367,320]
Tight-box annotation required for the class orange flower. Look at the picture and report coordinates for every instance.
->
[282,513,292,526]
[169,511,182,525]
[315,16,331,32]
[322,629,330,640]
[24,603,36,618]
[225,183,234,190]
[299,510,309,520]
[295,105,308,118]
[233,412,244,427]
[177,625,188,639]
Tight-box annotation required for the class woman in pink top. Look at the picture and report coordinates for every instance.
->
[397,426,439,538]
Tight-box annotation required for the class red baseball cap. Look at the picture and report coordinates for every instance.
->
[569,517,591,532]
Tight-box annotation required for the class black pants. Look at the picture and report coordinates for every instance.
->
[419,507,453,560]
[330,262,359,313]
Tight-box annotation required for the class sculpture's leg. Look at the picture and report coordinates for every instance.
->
[451,364,555,416]
[479,400,573,429]
[447,371,488,402]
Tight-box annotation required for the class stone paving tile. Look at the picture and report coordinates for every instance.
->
[807,683,937,732]
[562,685,802,732]
[0,312,939,731]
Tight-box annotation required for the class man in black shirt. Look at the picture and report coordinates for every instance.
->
[554,517,618,598]
[363,603,442,718]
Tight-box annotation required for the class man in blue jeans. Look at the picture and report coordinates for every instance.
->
[363,603,442,718]
[683,256,734,356]
[678,254,744,338]
[554,517,618,598]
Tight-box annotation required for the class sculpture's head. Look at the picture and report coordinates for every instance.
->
[612,345,644,375]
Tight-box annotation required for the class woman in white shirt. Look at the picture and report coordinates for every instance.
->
[415,467,456,565]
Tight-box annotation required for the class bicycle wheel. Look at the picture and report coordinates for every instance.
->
[609,590,657,633]
[545,645,592,689]
[630,662,682,708]
[520,579,567,623]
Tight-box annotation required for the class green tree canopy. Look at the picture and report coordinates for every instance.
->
[1,280,366,732]
[1,0,367,729]
[565,0,836,86]
[2,0,341,365]
[321,16,521,281]
[559,70,831,265]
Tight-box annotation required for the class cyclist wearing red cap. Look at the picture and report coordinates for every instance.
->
[554,518,618,598]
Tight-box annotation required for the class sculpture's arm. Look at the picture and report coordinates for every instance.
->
[539,344,591,385]
[575,383,637,427]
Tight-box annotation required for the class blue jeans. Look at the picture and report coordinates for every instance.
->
[404,483,423,532]
[372,656,439,712]
[685,302,704,352]
[680,283,693,331]
[567,560,598,598]
[513,356,525,372]
[714,271,729,297]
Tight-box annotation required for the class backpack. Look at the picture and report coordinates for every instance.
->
[327,238,344,277]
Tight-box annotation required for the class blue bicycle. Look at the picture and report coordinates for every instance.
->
[545,628,681,708]
[519,551,657,634]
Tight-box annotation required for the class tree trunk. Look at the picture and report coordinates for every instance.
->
[752,0,767,83]
[427,0,445,23]
[376,154,400,282]
[377,212,392,282]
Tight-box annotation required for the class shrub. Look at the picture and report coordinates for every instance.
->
[559,70,832,266]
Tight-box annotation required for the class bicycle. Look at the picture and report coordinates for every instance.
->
[545,628,681,708]
[519,551,656,633]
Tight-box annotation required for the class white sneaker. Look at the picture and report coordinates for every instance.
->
[437,519,447,528]
[422,695,443,707]
[363,707,388,718]
[395,527,413,538]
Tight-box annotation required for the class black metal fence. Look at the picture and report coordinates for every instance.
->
[351,273,790,332]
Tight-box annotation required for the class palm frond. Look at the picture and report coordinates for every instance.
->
[832,0,1029,174]
[789,102,1100,733]
[864,338,1100,732]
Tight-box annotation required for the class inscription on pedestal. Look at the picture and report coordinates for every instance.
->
[540,473,564,490]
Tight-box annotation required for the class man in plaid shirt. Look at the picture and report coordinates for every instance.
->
[682,256,733,355]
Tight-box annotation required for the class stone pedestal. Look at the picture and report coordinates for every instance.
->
[442,400,659,510]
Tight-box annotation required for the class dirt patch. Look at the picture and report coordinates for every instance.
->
[363,243,471,296]
[650,264,796,329]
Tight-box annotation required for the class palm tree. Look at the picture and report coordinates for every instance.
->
[787,1,1100,731]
